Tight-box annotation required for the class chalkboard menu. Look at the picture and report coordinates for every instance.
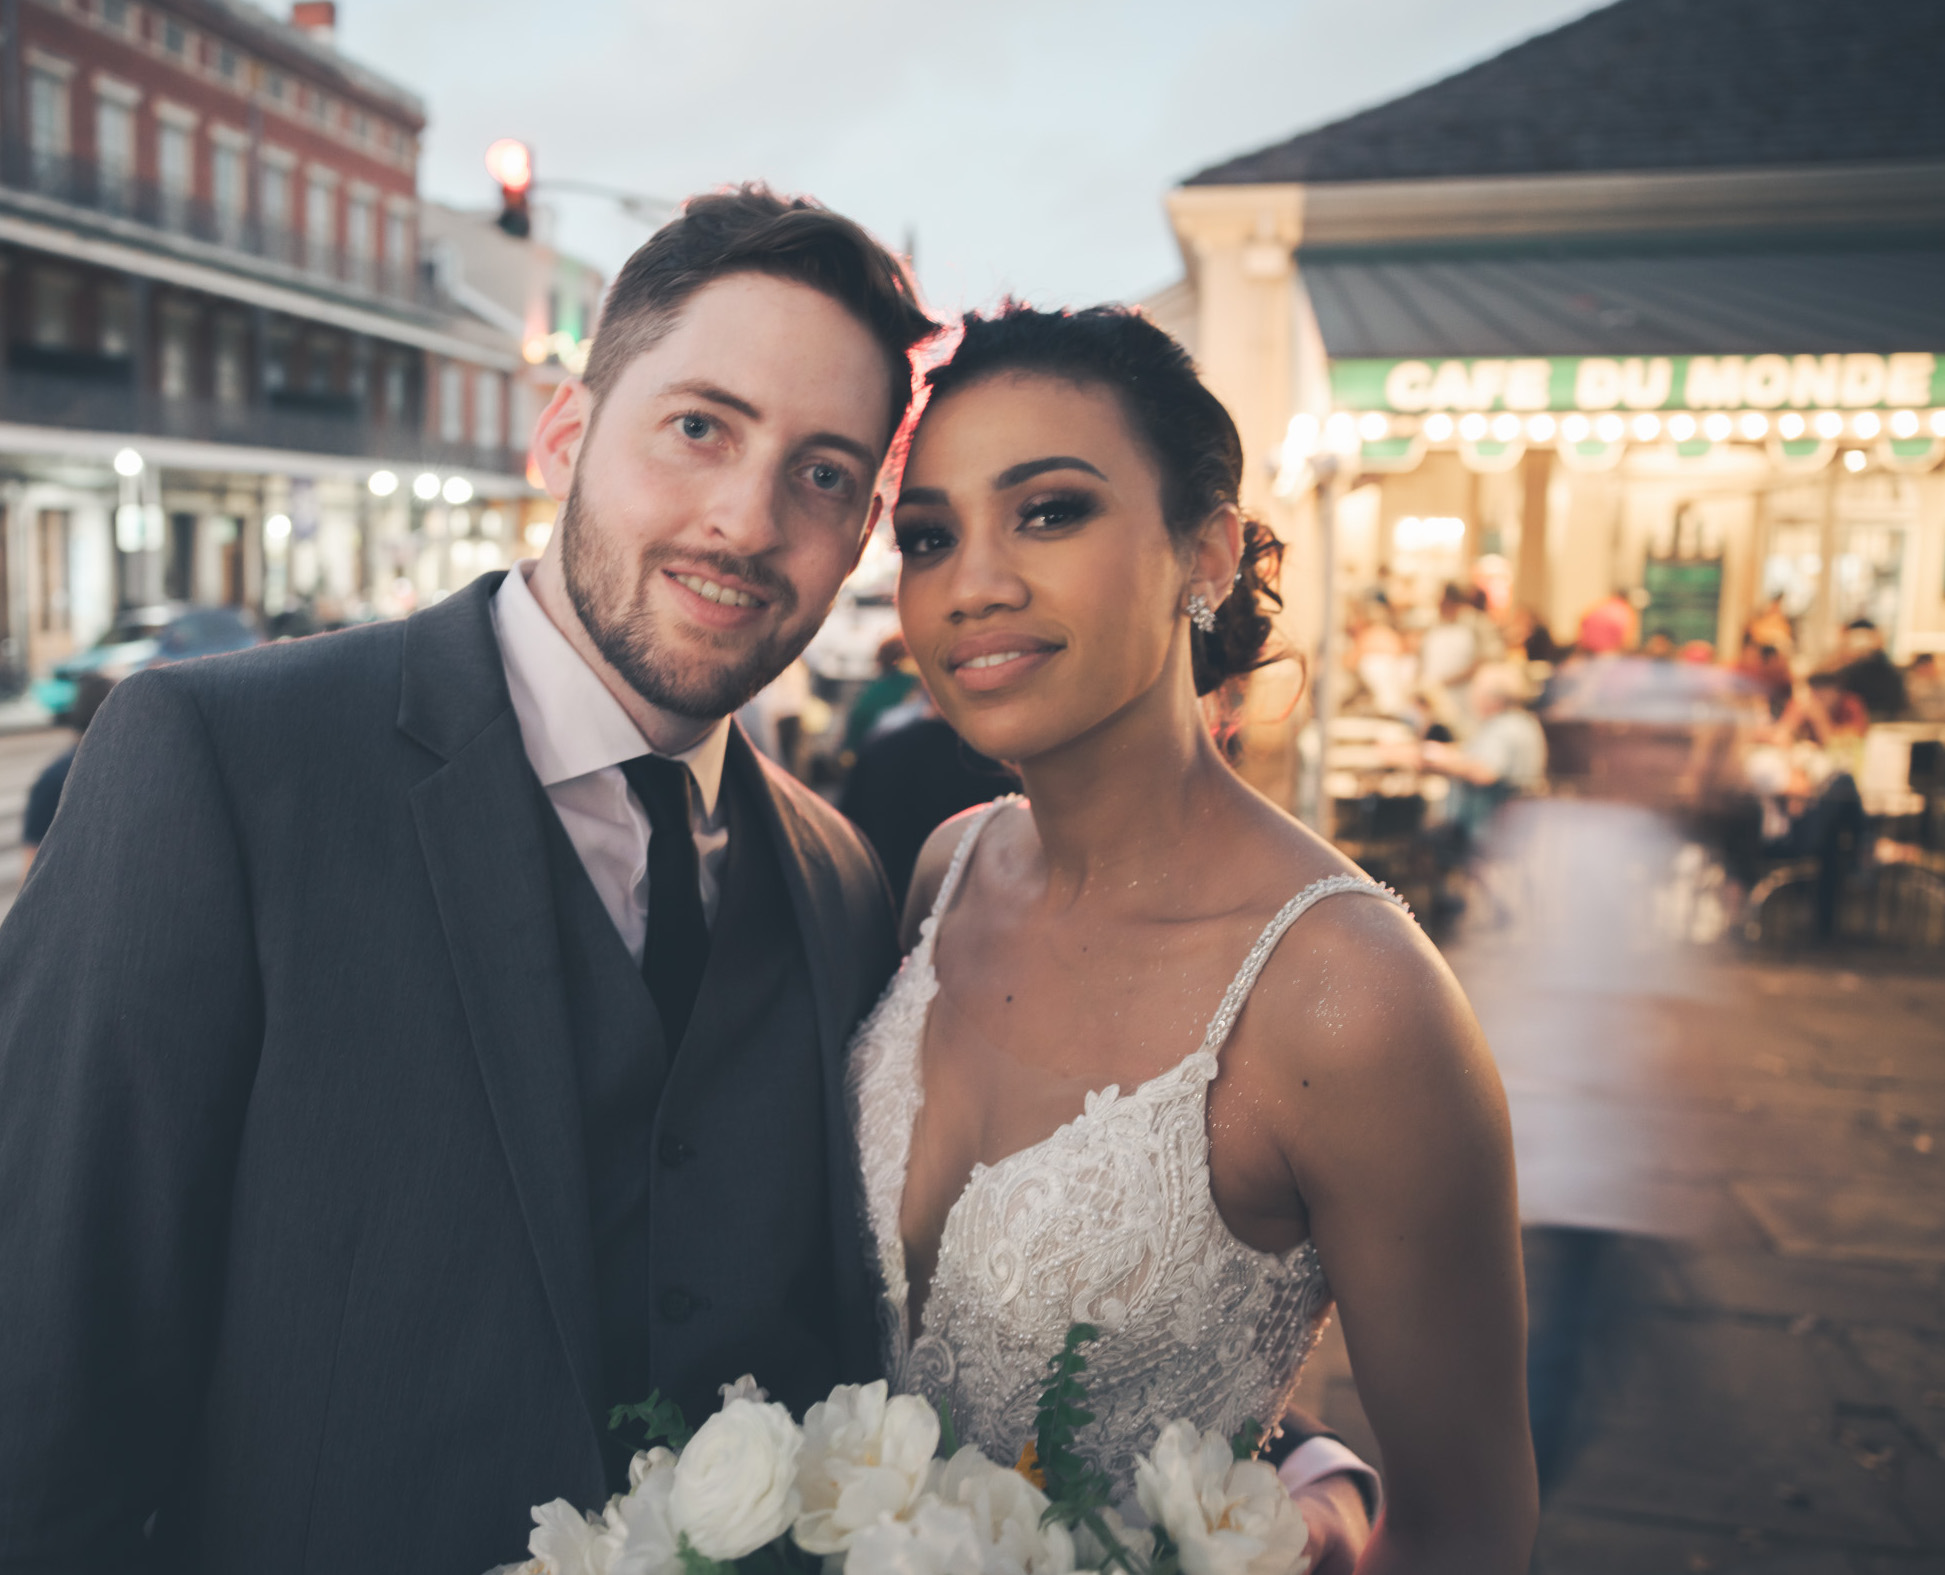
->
[1642,556,1723,649]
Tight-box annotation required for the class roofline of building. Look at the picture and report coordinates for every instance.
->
[0,196,519,368]
[1169,158,1945,261]
[183,0,427,128]
[0,419,536,491]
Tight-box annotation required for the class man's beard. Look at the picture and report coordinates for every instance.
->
[558,477,809,721]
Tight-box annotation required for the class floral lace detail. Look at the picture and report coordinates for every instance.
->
[846,798,1410,1496]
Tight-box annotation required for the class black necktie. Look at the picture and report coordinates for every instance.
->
[619,754,711,1048]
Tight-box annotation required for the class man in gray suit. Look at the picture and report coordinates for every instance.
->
[0,187,928,1574]
[0,187,1372,1575]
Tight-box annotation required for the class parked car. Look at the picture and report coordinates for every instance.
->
[33,604,263,718]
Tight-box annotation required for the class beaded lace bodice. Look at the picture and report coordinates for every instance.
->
[847,798,1408,1495]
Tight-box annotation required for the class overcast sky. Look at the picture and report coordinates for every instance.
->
[336,0,1606,313]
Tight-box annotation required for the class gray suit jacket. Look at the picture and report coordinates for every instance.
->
[0,574,898,1574]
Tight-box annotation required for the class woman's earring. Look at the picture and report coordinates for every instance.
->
[1187,592,1218,634]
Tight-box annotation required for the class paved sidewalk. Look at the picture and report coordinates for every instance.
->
[1290,801,1944,1572]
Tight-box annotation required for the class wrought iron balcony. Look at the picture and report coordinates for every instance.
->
[0,359,525,479]
[1,147,427,309]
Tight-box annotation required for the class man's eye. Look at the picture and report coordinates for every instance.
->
[807,461,850,493]
[894,525,954,558]
[678,413,714,441]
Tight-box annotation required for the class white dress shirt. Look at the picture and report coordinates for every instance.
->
[491,561,731,963]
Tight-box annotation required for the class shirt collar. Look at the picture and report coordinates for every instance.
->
[492,561,729,817]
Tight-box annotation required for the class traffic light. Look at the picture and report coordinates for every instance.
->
[485,139,533,238]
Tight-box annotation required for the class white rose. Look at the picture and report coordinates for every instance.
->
[669,1397,805,1560]
[604,1448,683,1575]
[720,1375,771,1407]
[934,1447,1079,1575]
[527,1499,611,1575]
[794,1381,942,1554]
[1133,1423,1310,1575]
[846,1498,986,1575]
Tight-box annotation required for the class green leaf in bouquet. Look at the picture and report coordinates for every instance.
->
[1033,1325,1117,1531]
[1229,1418,1264,1461]
[675,1534,732,1575]
[937,1394,960,1459]
[608,1389,693,1451]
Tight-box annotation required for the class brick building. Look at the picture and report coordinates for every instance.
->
[0,0,530,688]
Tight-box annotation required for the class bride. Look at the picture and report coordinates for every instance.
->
[847,306,1537,1572]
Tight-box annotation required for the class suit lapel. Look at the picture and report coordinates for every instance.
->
[724,727,851,1082]
[399,576,604,1454]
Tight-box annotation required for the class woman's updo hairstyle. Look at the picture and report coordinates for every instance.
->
[921,303,1284,696]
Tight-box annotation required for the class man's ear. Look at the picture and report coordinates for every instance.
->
[531,379,592,502]
[1191,504,1245,609]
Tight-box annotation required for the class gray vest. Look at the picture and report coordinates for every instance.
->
[540,753,837,1484]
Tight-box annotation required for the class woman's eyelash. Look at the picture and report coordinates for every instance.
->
[1020,491,1099,528]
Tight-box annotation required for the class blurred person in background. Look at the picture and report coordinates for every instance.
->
[1417,581,1483,735]
[842,633,920,757]
[738,655,815,774]
[1417,663,1549,848]
[1738,635,1795,719]
[1746,592,1796,657]
[1906,651,1945,722]
[1824,618,1907,721]
[837,686,1018,904]
[1576,588,1638,655]
[17,674,115,880]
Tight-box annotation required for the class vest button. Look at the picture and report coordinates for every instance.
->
[659,1287,696,1323]
[660,1137,694,1168]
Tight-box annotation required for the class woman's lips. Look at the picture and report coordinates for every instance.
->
[945,638,1062,694]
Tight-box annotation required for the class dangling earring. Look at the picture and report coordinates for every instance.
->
[1186,592,1218,634]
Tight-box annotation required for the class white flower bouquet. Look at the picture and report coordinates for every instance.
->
[502,1326,1310,1575]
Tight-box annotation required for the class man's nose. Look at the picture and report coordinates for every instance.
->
[702,467,787,557]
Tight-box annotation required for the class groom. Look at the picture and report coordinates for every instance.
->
[0,187,1370,1574]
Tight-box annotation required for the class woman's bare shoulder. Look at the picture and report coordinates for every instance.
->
[898,797,1024,953]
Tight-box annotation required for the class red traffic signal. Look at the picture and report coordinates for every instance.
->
[486,139,533,237]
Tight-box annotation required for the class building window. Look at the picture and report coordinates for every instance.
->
[214,316,248,407]
[305,172,336,273]
[98,282,132,356]
[95,94,135,212]
[101,0,130,30]
[217,45,239,81]
[260,157,293,260]
[265,71,286,103]
[382,355,407,423]
[162,19,187,57]
[473,370,502,450]
[159,304,196,399]
[346,193,374,289]
[29,67,71,188]
[36,511,71,635]
[30,269,76,349]
[212,142,245,242]
[383,206,413,292]
[157,119,194,230]
[439,362,464,443]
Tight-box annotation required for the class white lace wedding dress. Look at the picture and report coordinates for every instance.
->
[848,798,1409,1495]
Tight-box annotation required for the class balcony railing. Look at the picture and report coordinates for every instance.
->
[0,361,524,479]
[2,148,429,309]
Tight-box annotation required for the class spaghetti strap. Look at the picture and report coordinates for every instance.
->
[915,794,1024,954]
[1197,875,1410,1060]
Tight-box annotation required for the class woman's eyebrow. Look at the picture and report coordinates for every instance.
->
[896,486,949,509]
[993,456,1107,489]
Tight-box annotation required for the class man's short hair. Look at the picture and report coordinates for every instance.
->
[582,184,937,444]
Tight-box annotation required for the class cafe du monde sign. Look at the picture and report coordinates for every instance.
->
[1333,352,1945,414]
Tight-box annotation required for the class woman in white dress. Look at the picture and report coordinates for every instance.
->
[848,306,1536,1573]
